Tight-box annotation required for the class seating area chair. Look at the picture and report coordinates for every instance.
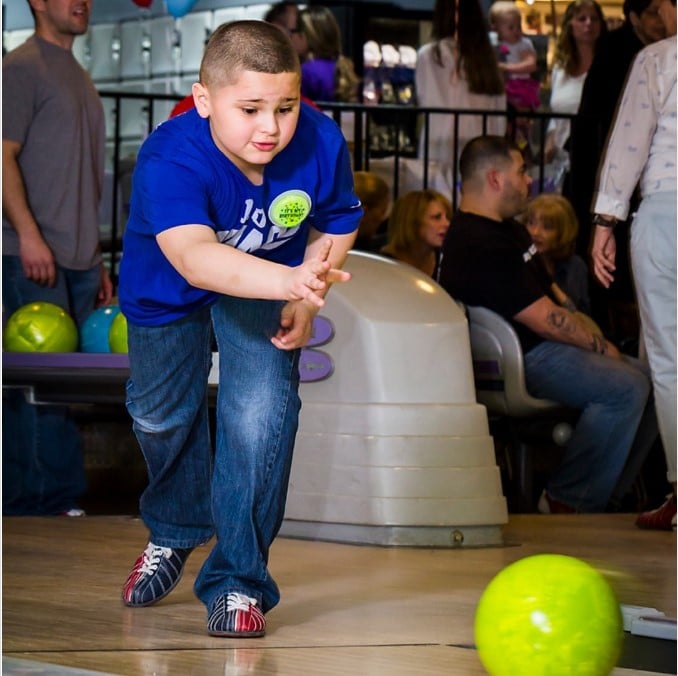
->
[465,305,575,512]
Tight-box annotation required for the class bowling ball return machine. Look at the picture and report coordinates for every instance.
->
[278,252,507,547]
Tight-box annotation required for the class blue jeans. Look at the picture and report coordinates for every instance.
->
[524,341,651,511]
[126,297,301,614]
[2,255,100,515]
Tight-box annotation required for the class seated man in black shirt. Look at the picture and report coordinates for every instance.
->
[438,135,651,513]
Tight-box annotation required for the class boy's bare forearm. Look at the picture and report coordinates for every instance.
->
[304,229,357,298]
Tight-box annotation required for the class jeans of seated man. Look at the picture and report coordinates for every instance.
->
[2,255,100,515]
[524,340,651,512]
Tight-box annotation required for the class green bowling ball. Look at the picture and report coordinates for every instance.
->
[108,311,128,353]
[3,302,78,353]
[475,554,623,676]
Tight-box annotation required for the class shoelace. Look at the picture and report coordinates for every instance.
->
[226,592,258,612]
[139,543,172,575]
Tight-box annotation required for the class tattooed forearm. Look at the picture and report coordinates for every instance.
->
[590,334,607,354]
[550,283,577,313]
[546,305,606,353]
[561,297,577,313]
[547,308,573,334]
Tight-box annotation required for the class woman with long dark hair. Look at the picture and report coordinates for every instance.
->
[415,0,506,175]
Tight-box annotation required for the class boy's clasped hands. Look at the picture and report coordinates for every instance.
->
[273,239,351,350]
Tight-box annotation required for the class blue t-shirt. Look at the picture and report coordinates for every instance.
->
[119,103,360,326]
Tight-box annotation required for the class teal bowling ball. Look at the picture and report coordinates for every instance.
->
[475,554,623,676]
[108,311,128,353]
[3,302,78,353]
[80,305,121,353]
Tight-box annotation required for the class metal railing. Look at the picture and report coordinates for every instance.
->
[98,91,575,283]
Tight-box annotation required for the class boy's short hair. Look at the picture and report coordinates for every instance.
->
[489,1,522,24]
[200,20,301,90]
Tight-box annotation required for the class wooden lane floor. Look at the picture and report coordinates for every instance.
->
[3,514,676,675]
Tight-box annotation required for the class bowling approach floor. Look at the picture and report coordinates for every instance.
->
[2,513,676,676]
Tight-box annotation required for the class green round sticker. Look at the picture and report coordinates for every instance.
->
[268,190,312,228]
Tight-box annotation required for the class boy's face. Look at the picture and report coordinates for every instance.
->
[193,69,301,180]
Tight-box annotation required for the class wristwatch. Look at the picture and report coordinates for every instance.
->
[592,214,617,228]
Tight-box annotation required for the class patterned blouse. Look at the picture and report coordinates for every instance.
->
[593,35,676,220]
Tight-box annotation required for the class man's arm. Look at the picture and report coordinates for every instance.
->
[590,224,617,288]
[514,295,621,358]
[2,138,56,286]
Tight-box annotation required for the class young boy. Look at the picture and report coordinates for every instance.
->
[118,20,360,638]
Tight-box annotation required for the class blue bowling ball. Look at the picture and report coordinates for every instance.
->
[80,305,121,353]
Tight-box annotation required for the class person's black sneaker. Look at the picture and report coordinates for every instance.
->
[122,542,192,607]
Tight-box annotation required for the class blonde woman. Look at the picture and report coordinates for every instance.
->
[524,193,590,314]
[544,0,606,163]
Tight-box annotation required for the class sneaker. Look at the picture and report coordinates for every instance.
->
[122,542,193,607]
[537,490,576,514]
[207,592,266,638]
[635,494,677,531]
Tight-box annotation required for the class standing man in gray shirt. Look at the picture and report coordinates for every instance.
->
[2,0,112,515]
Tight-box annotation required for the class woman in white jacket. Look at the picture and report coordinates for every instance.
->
[415,0,506,183]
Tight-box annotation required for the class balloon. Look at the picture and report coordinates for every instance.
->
[165,0,198,19]
[132,0,153,7]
